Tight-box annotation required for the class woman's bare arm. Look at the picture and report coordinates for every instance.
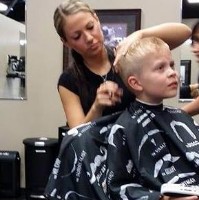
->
[58,81,122,128]
[59,86,106,128]
[139,23,191,50]
[114,23,191,66]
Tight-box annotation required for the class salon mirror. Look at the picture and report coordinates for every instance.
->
[179,0,199,102]
[0,0,26,100]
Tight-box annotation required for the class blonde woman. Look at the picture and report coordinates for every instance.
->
[54,0,191,128]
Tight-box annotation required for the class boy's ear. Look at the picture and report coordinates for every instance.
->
[128,75,143,91]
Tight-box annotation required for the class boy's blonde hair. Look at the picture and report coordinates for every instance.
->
[117,36,169,87]
[54,0,96,40]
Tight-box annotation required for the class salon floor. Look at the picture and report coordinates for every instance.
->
[0,191,26,200]
[0,196,42,200]
[0,193,47,200]
[0,197,26,200]
[0,196,26,200]
[0,191,49,200]
[0,190,44,200]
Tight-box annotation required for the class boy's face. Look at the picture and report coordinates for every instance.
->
[135,47,179,104]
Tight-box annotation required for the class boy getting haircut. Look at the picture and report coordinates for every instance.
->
[107,37,199,200]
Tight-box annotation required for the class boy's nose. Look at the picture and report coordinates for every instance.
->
[168,67,177,77]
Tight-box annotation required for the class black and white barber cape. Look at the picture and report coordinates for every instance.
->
[45,100,199,200]
[44,111,121,200]
[107,100,199,200]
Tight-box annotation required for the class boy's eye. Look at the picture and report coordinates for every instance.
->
[157,65,164,70]
[170,65,175,70]
[170,61,175,69]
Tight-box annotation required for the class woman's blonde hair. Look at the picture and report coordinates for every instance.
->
[54,0,96,40]
[117,36,169,87]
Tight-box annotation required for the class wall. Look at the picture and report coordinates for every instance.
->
[0,0,184,187]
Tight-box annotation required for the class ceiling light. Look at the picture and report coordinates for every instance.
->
[187,0,199,3]
[0,3,8,11]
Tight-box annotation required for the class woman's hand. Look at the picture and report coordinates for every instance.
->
[114,23,191,71]
[114,30,142,70]
[92,81,123,112]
